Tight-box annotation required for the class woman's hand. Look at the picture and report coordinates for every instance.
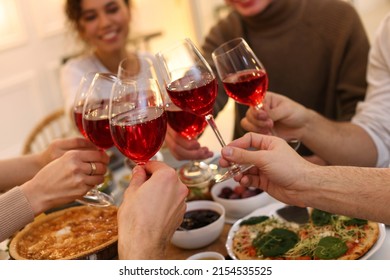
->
[20,149,109,215]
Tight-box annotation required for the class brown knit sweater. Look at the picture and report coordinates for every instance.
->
[0,187,34,242]
[202,0,369,155]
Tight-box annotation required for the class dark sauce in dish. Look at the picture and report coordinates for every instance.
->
[179,209,220,230]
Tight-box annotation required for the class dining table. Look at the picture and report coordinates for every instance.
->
[165,224,390,260]
[110,147,390,260]
[1,147,389,260]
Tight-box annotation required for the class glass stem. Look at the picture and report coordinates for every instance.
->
[205,114,240,173]
[205,114,227,147]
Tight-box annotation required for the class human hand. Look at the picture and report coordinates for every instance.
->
[39,137,99,168]
[118,161,188,259]
[241,92,309,140]
[165,125,213,161]
[219,132,314,207]
[20,149,109,215]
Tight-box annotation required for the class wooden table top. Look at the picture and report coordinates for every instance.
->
[165,223,233,260]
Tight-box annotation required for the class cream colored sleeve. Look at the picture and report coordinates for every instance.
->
[0,187,34,242]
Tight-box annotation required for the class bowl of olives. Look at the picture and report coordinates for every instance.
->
[210,178,273,223]
[171,200,225,249]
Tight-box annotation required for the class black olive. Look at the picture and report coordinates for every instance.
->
[179,209,220,230]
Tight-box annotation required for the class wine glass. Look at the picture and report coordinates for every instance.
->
[117,56,166,166]
[156,38,251,183]
[212,37,301,150]
[165,99,213,187]
[109,78,167,166]
[118,55,161,82]
[76,72,115,207]
[73,72,96,138]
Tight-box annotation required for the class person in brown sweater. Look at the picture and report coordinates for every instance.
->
[165,0,369,162]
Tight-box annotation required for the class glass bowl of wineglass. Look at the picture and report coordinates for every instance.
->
[109,78,167,166]
[117,56,166,168]
[212,37,300,150]
[77,72,116,207]
[165,101,213,200]
[73,72,96,138]
[156,38,250,183]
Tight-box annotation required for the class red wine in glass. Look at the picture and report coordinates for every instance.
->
[166,74,217,117]
[157,38,249,183]
[166,108,208,140]
[166,104,212,187]
[212,37,301,151]
[223,69,268,108]
[83,104,114,150]
[78,72,116,207]
[73,72,96,138]
[109,78,166,167]
[73,105,87,137]
[111,107,167,165]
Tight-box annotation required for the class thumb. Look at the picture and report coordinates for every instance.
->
[221,146,264,167]
[129,165,147,189]
[268,104,286,123]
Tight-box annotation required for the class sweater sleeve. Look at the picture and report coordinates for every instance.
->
[0,187,34,242]
[333,3,370,121]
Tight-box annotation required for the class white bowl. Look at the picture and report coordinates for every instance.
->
[186,251,225,260]
[210,178,272,223]
[171,200,225,250]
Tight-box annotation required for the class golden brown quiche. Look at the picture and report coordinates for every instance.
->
[9,205,118,260]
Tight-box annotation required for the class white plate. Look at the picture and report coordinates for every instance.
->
[226,202,386,260]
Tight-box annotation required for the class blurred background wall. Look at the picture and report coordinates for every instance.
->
[0,0,389,158]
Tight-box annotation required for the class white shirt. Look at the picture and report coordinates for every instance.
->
[352,14,390,167]
[59,51,155,120]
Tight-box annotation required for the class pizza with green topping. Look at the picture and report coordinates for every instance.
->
[232,208,380,260]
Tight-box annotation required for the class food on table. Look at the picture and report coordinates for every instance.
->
[232,208,379,260]
[9,206,118,260]
[218,185,263,199]
[178,209,221,230]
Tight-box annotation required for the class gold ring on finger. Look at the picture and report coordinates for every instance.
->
[89,162,97,176]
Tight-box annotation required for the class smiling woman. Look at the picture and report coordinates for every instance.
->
[60,0,155,121]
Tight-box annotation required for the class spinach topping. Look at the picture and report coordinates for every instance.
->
[343,218,368,226]
[240,215,269,226]
[311,209,332,226]
[253,228,299,257]
[314,236,348,259]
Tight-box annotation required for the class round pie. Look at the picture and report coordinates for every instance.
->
[9,205,118,260]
